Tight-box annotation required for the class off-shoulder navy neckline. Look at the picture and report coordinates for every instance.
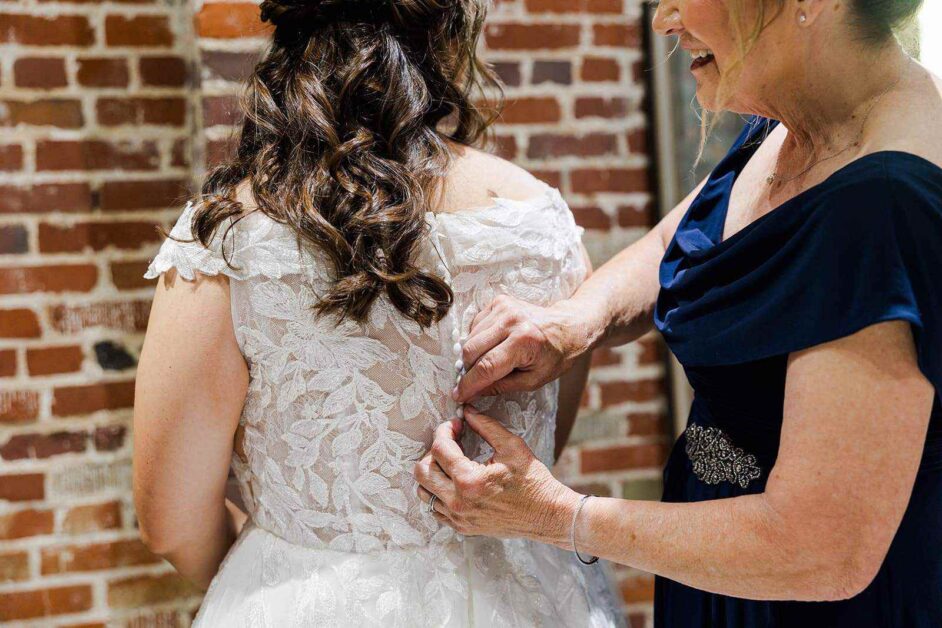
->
[703,117,942,251]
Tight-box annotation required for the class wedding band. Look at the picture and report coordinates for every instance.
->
[427,494,438,513]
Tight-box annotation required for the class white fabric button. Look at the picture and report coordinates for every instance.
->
[451,328,460,342]
[454,359,464,372]
[452,342,462,355]
[456,405,464,419]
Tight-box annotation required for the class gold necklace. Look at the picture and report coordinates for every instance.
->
[766,57,910,187]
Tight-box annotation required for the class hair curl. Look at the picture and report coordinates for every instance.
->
[182,0,501,327]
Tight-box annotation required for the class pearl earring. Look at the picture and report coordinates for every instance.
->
[798,12,807,24]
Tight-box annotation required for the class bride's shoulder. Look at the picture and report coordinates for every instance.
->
[437,146,553,212]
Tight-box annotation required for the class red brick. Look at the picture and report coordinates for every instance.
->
[0,349,15,377]
[202,94,242,127]
[0,309,42,338]
[0,431,88,461]
[628,412,667,437]
[96,97,186,127]
[201,50,257,82]
[0,14,94,46]
[52,380,135,417]
[0,224,29,253]
[27,345,84,376]
[0,551,30,582]
[0,144,24,171]
[111,260,156,290]
[492,61,522,87]
[76,57,129,88]
[171,138,190,167]
[591,348,621,367]
[139,55,188,86]
[0,509,54,540]
[627,128,647,154]
[581,56,620,82]
[0,265,98,295]
[62,501,122,535]
[571,205,611,230]
[593,23,641,47]
[0,183,92,214]
[100,179,188,211]
[0,99,84,128]
[94,424,126,451]
[105,15,173,47]
[499,97,561,124]
[525,0,623,12]
[0,585,92,621]
[531,169,563,189]
[527,133,618,159]
[638,336,662,365]
[531,60,572,85]
[580,443,667,474]
[575,96,631,119]
[36,140,159,172]
[485,23,581,50]
[617,203,651,227]
[599,379,663,406]
[13,57,68,88]
[49,300,151,333]
[206,138,235,166]
[38,221,161,254]
[196,2,271,39]
[571,168,649,194]
[108,573,199,609]
[0,473,44,502]
[0,390,40,424]
[42,539,159,575]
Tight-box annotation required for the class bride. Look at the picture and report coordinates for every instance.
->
[132,0,625,626]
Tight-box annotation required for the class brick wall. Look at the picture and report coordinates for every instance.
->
[0,1,668,626]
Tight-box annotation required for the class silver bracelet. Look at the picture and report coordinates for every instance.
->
[570,494,599,565]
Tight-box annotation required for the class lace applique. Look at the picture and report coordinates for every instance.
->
[684,423,762,489]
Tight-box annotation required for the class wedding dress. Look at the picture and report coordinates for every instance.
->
[144,180,626,627]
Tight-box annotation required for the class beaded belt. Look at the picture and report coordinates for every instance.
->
[684,424,762,489]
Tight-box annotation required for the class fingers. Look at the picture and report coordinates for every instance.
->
[417,485,452,517]
[414,455,456,504]
[456,339,517,402]
[430,419,472,477]
[476,369,544,398]
[463,406,524,455]
[461,311,507,369]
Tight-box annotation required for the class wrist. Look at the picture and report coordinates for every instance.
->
[531,481,582,549]
[548,298,607,360]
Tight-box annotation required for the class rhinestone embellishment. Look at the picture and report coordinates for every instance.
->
[684,424,762,489]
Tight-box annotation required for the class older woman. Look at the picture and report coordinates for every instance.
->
[415,0,941,626]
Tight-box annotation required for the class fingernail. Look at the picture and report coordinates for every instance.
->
[452,387,459,400]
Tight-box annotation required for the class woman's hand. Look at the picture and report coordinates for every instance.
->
[455,295,598,402]
[414,409,580,543]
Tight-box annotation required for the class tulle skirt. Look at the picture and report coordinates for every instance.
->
[193,522,626,627]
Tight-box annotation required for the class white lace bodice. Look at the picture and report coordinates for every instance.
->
[144,184,587,553]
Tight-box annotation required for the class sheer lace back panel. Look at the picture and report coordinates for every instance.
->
[144,182,587,552]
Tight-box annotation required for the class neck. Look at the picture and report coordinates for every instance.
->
[764,40,910,163]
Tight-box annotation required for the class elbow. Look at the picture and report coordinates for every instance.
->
[137,515,183,558]
[812,547,884,602]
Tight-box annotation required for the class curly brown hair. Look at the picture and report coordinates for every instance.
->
[181,0,501,327]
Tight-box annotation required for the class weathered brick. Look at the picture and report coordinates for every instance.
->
[575,96,631,119]
[0,99,84,128]
[0,390,40,423]
[0,224,29,254]
[111,260,156,289]
[527,133,618,159]
[100,179,188,211]
[52,380,135,417]
[499,97,561,124]
[96,97,186,127]
[13,57,68,88]
[202,94,242,127]
[77,57,130,88]
[0,14,94,46]
[0,349,15,377]
[581,56,621,82]
[201,50,257,82]
[49,300,151,334]
[105,15,173,47]
[0,473,44,502]
[0,309,42,338]
[0,144,24,171]
[580,443,668,474]
[525,0,623,12]
[485,23,581,50]
[36,140,160,172]
[94,424,128,450]
[0,431,88,461]
[0,183,93,214]
[196,2,270,39]
[38,221,162,254]
[62,501,122,535]
[593,23,641,47]
[27,345,84,376]
[0,585,92,621]
[532,60,572,85]
[0,264,98,295]
[42,539,159,575]
[0,508,54,539]
[571,168,649,194]
[108,573,200,609]
[0,551,30,582]
[140,56,188,86]
[599,378,663,406]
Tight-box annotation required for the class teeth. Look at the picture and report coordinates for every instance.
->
[690,50,713,59]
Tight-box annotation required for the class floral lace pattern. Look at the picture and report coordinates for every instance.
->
[145,184,624,627]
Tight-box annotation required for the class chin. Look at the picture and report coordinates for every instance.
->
[694,85,722,112]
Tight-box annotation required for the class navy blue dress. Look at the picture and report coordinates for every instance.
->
[654,117,942,628]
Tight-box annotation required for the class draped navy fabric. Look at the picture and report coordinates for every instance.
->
[654,117,942,628]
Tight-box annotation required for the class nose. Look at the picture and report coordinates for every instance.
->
[652,0,683,37]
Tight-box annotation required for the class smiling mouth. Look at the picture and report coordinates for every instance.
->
[689,49,715,71]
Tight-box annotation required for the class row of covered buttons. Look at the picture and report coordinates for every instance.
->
[451,326,465,420]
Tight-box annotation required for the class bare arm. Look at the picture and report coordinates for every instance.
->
[554,245,594,460]
[456,177,707,401]
[420,320,933,602]
[133,269,249,590]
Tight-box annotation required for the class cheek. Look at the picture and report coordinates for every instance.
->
[683,0,735,59]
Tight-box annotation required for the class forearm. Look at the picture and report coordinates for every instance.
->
[554,351,592,460]
[565,228,663,353]
[536,490,855,602]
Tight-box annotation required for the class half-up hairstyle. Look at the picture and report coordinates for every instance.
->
[183,0,501,327]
